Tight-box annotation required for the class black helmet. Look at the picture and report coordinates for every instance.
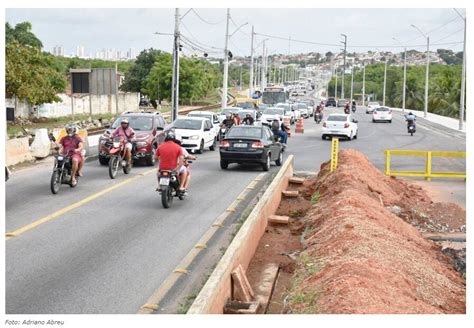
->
[164,129,176,142]
[408,112,413,116]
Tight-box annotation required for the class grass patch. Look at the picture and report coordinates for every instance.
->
[311,191,320,205]
[176,288,200,314]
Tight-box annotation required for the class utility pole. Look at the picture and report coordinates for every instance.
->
[341,34,347,99]
[335,68,338,99]
[239,64,243,91]
[350,66,354,101]
[249,25,254,97]
[392,39,407,112]
[362,62,366,107]
[383,55,387,106]
[221,8,230,109]
[261,40,267,89]
[411,24,429,118]
[171,8,180,121]
[454,9,466,130]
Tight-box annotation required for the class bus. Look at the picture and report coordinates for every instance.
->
[262,87,288,105]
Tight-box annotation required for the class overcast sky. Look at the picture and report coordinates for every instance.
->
[5,8,465,57]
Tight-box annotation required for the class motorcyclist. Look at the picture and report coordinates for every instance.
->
[352,100,356,111]
[221,114,234,129]
[233,112,241,125]
[173,135,197,194]
[344,103,350,114]
[405,112,417,130]
[314,105,323,121]
[271,119,289,146]
[154,130,185,193]
[111,118,135,168]
[242,113,255,125]
[58,124,84,186]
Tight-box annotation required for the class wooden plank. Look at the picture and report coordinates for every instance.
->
[289,177,305,184]
[251,263,280,314]
[231,265,254,302]
[237,265,255,299]
[282,190,299,197]
[423,232,466,242]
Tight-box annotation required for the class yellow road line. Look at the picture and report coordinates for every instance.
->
[6,169,155,240]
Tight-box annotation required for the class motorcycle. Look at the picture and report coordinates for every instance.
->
[407,120,416,136]
[344,106,350,114]
[108,136,132,179]
[158,158,195,208]
[50,149,78,194]
[314,112,323,124]
[352,104,356,113]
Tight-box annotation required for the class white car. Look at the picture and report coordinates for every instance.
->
[322,113,359,140]
[295,103,310,118]
[366,101,380,114]
[171,116,217,153]
[187,111,221,137]
[275,103,295,124]
[260,107,284,126]
[372,107,392,123]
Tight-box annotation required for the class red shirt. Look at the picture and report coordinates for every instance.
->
[59,135,83,154]
[155,141,183,170]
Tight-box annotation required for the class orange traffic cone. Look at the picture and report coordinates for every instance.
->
[295,117,304,133]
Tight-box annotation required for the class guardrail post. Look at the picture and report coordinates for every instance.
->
[425,151,432,181]
[385,150,391,176]
[330,137,339,173]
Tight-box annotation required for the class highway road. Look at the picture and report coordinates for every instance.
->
[5,95,466,314]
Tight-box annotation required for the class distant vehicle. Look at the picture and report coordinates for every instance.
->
[236,109,259,125]
[322,113,359,140]
[372,107,392,123]
[295,103,310,118]
[261,107,285,126]
[262,87,289,105]
[171,116,217,153]
[187,111,221,138]
[337,99,349,107]
[218,107,242,122]
[219,125,284,171]
[366,101,380,114]
[326,97,337,107]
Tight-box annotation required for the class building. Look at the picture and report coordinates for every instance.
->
[52,45,65,57]
[76,45,85,58]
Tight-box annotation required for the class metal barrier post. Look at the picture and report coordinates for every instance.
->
[385,151,391,175]
[330,137,339,172]
[425,151,432,181]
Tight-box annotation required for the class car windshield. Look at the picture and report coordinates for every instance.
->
[188,113,212,121]
[173,119,202,130]
[264,108,284,115]
[275,104,290,110]
[296,104,307,109]
[327,115,347,122]
[236,102,254,109]
[377,107,390,112]
[227,127,262,139]
[238,111,255,119]
[112,116,153,131]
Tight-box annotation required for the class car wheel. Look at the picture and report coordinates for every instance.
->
[197,139,204,154]
[322,134,326,140]
[348,131,353,140]
[145,144,156,166]
[99,155,109,166]
[354,130,358,139]
[389,120,392,123]
[262,153,271,171]
[209,137,217,151]
[275,150,283,166]
[220,160,228,169]
[372,119,375,123]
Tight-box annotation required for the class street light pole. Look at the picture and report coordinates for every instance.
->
[335,68,338,99]
[393,37,407,112]
[350,66,354,101]
[454,9,466,130]
[171,8,180,121]
[362,62,366,107]
[411,24,429,118]
[221,8,230,109]
[341,34,347,99]
[383,55,387,106]
[249,25,254,98]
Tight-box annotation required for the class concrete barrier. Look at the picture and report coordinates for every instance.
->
[30,128,51,159]
[5,137,34,166]
[187,155,294,314]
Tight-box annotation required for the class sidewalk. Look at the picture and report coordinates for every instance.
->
[390,107,466,134]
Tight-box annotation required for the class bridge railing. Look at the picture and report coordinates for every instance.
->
[384,150,466,181]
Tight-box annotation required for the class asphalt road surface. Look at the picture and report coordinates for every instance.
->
[5,95,466,314]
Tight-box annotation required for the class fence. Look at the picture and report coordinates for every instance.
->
[384,150,466,181]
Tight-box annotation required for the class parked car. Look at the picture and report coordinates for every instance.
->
[337,99,349,107]
[321,113,359,140]
[372,106,392,123]
[326,97,337,107]
[219,125,284,171]
[366,101,380,114]
[260,107,285,126]
[295,103,310,118]
[187,110,221,138]
[170,116,217,153]
[98,111,166,166]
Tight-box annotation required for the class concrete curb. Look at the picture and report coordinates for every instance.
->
[187,155,294,314]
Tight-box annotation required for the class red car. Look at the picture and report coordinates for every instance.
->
[98,111,167,166]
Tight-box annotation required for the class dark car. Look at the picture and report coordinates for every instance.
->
[219,125,283,171]
[326,97,337,107]
[98,111,166,166]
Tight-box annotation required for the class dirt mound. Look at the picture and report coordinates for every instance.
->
[286,149,465,314]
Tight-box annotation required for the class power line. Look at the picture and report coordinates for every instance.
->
[432,28,464,43]
[400,14,461,44]
[191,8,226,25]
[230,15,250,35]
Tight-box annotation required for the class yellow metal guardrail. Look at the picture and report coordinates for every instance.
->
[384,150,466,181]
[330,137,339,172]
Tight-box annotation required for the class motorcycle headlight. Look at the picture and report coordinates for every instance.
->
[100,140,107,144]
[189,135,200,140]
[57,156,64,161]
[136,141,147,147]
[113,142,120,148]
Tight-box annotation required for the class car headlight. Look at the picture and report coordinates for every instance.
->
[189,135,200,140]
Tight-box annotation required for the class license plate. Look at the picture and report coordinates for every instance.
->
[234,143,247,148]
[160,177,170,185]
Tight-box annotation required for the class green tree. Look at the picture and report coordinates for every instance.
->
[5,22,43,48]
[6,41,66,105]
[121,48,162,93]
